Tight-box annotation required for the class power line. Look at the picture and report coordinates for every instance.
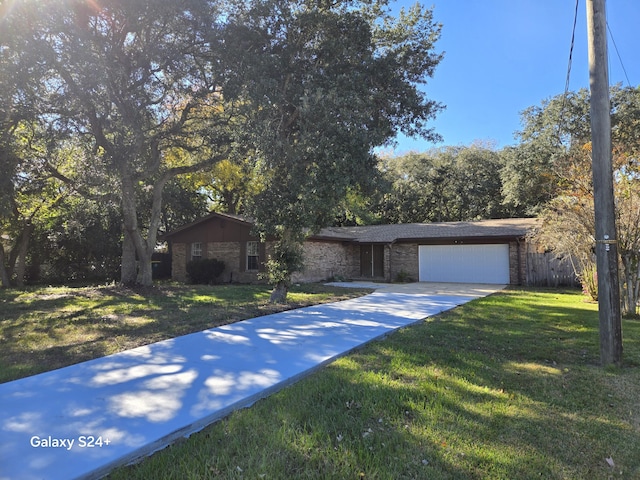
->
[563,0,580,97]
[557,0,580,145]
[606,21,632,87]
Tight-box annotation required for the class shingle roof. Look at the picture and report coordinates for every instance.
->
[312,218,539,243]
[163,213,539,244]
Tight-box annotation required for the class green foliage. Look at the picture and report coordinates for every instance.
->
[500,85,640,216]
[529,85,640,314]
[30,198,123,285]
[377,144,510,223]
[0,119,77,287]
[500,90,593,215]
[221,0,443,299]
[150,177,210,235]
[186,258,226,285]
[192,158,262,215]
[332,185,387,226]
[260,238,305,298]
[394,269,413,283]
[1,0,233,286]
[579,263,598,301]
[1,0,444,292]
[500,143,559,216]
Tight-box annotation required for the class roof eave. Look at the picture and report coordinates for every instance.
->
[161,212,254,240]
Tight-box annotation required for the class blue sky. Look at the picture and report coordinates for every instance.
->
[389,0,640,154]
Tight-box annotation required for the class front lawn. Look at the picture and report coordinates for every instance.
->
[108,288,640,479]
[0,283,371,383]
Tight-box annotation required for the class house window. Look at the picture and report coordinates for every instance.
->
[191,242,202,261]
[247,241,259,271]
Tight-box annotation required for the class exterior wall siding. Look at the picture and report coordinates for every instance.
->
[173,239,530,285]
[509,241,520,285]
[171,241,266,284]
[383,245,392,282]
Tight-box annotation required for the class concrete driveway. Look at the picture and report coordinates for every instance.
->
[0,282,504,480]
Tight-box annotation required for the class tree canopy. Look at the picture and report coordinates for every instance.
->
[1,0,444,292]
[220,0,444,301]
[377,144,509,224]
[1,0,237,285]
[528,86,640,316]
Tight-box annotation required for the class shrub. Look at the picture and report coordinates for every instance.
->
[395,270,413,283]
[186,258,225,284]
[328,274,347,282]
[579,262,598,301]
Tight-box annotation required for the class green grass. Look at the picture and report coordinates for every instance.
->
[0,283,371,383]
[107,288,640,480]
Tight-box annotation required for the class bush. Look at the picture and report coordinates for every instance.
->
[579,263,598,301]
[186,258,225,284]
[395,270,413,283]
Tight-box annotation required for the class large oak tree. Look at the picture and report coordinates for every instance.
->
[223,0,444,301]
[1,0,232,286]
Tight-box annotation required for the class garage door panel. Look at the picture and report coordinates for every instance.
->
[418,244,509,284]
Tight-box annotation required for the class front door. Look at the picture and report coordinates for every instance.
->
[360,244,384,278]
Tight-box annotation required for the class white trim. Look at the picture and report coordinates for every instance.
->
[246,241,259,271]
[191,242,202,260]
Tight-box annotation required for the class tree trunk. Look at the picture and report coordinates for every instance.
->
[119,171,168,287]
[14,221,33,288]
[269,280,289,304]
[135,177,168,287]
[223,191,237,214]
[15,223,33,288]
[0,244,11,288]
[120,228,137,285]
[136,248,154,286]
[120,170,139,285]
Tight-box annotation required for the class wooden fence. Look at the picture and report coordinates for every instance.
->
[526,252,580,287]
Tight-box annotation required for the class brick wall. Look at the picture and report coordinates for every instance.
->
[171,243,187,282]
[383,245,391,282]
[174,238,529,285]
[207,241,251,283]
[389,243,419,282]
[172,241,264,283]
[509,240,526,285]
[292,241,359,283]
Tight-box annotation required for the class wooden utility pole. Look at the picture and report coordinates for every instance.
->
[586,0,623,366]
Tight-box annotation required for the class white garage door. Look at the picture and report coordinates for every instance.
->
[418,244,510,284]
